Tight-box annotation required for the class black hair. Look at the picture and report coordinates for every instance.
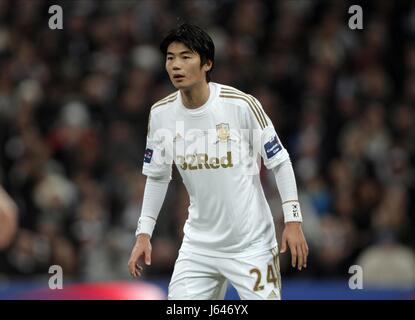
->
[160,23,215,82]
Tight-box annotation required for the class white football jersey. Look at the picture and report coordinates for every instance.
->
[142,82,289,257]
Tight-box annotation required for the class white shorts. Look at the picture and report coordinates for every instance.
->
[168,246,281,300]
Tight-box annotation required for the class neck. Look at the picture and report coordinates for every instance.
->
[180,81,210,109]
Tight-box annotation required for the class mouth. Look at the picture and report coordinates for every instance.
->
[173,75,185,80]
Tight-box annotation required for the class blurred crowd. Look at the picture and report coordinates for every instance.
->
[0,0,415,287]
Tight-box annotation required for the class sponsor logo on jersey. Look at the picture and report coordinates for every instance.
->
[264,135,282,159]
[144,148,153,163]
[176,152,233,171]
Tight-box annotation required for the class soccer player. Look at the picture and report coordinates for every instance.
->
[128,23,308,300]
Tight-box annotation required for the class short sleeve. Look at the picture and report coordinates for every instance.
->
[246,95,289,170]
[142,110,173,179]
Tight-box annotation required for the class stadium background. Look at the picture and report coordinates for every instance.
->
[0,0,414,299]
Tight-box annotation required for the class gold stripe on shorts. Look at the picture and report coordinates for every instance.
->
[271,247,282,293]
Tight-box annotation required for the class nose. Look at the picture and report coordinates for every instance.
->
[170,58,181,70]
[172,62,181,70]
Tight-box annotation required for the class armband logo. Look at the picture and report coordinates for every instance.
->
[264,135,282,159]
[144,148,153,163]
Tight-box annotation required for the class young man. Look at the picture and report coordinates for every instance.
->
[128,23,308,300]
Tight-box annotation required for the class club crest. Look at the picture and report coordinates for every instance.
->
[216,123,230,142]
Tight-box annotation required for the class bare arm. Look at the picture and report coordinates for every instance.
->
[0,186,18,250]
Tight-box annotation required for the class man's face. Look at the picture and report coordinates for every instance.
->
[165,42,211,90]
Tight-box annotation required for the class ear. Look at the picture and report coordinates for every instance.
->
[204,60,213,72]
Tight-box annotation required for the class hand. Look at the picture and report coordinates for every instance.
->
[128,234,152,278]
[280,222,309,271]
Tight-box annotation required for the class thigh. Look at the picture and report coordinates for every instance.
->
[221,247,282,300]
[168,250,227,300]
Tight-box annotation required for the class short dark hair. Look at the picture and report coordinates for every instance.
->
[160,23,215,82]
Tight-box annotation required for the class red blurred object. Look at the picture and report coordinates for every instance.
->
[18,281,167,300]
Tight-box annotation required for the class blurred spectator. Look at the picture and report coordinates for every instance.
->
[356,236,415,288]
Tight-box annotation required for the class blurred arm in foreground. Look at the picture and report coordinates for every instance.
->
[0,186,18,250]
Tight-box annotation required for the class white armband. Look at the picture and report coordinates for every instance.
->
[136,216,157,238]
[282,200,303,223]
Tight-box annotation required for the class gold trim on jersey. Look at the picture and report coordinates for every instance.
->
[221,87,268,128]
[147,92,178,136]
[151,92,178,110]
[282,200,300,204]
[219,88,268,129]
[220,91,266,129]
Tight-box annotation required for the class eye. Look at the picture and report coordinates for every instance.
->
[167,56,173,60]
[183,56,191,59]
